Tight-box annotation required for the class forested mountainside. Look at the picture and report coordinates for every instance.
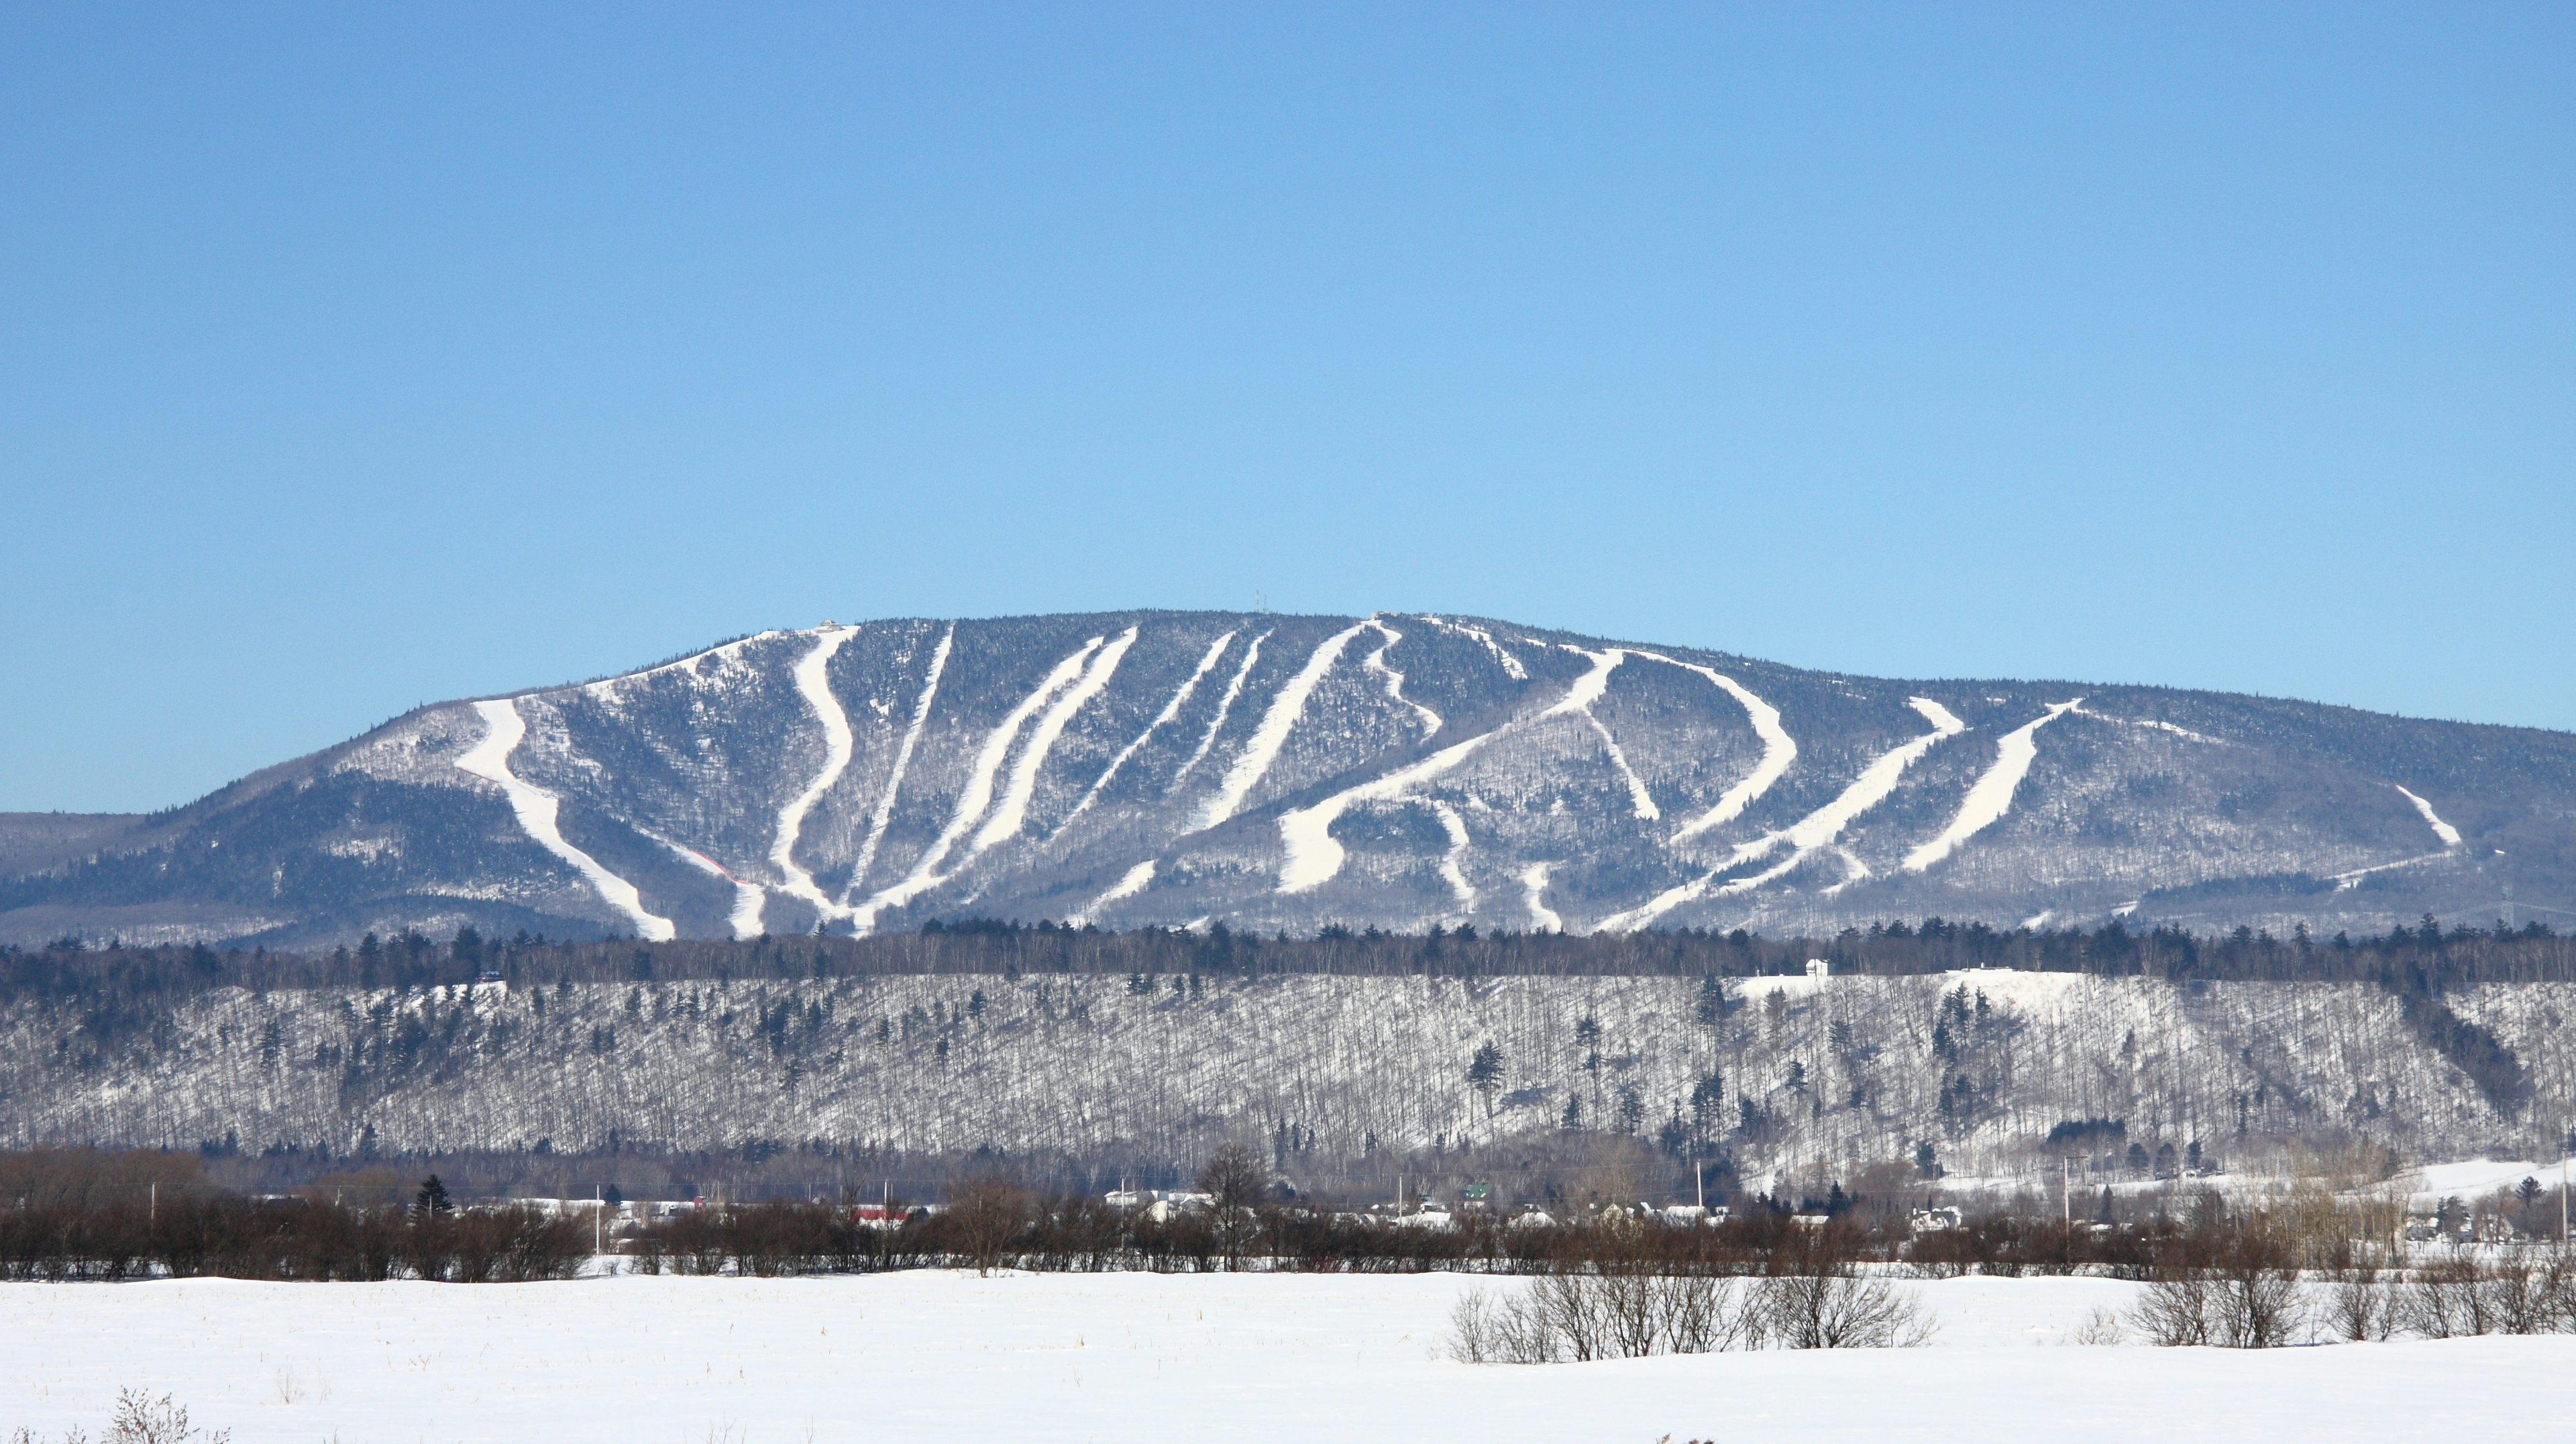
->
[6,927,2571,1179]
[5,610,2571,947]
[8,954,2572,1182]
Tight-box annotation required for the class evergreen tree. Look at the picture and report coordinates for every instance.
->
[415,1174,453,1217]
[1465,1041,1505,1117]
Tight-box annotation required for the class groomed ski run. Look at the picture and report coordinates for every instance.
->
[1902,699,2083,873]
[768,625,861,922]
[1360,618,1442,736]
[1171,629,1269,792]
[845,624,952,901]
[1599,697,1965,931]
[453,698,677,942]
[852,635,1105,930]
[1052,630,1237,841]
[971,627,1136,856]
[1196,621,1371,831]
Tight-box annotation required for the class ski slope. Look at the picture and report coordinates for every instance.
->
[1055,630,1236,839]
[855,637,1106,927]
[1546,648,1660,820]
[771,627,861,921]
[1361,619,1443,736]
[2,1273,2565,1444]
[972,627,1136,854]
[1635,651,1795,843]
[2395,786,2463,849]
[847,625,952,900]
[452,699,676,941]
[1197,621,1370,830]
[1599,699,1964,932]
[1172,629,1270,792]
[1903,700,2082,874]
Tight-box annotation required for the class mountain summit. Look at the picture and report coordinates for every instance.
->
[4,611,2565,947]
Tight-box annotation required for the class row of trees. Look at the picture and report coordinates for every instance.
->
[11,915,2571,1016]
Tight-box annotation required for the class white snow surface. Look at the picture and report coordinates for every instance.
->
[1197,621,1371,830]
[1361,618,1443,736]
[1546,648,1660,821]
[1275,727,1509,893]
[1903,699,2083,874]
[453,699,676,941]
[1070,860,1159,925]
[1419,613,1527,678]
[846,625,952,900]
[1171,629,1270,792]
[1520,862,1562,931]
[972,627,1136,855]
[770,627,861,920]
[1599,699,1964,932]
[1430,800,1474,910]
[659,839,769,939]
[2395,786,2463,848]
[1630,650,1796,843]
[855,637,1104,927]
[1054,630,1236,839]
[3,1273,2567,1444]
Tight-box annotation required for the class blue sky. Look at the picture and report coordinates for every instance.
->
[4,4,2569,813]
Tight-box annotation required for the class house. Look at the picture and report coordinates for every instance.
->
[1909,1206,1964,1233]
[1805,958,1830,979]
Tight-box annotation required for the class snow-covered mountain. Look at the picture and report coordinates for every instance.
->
[5,611,2569,947]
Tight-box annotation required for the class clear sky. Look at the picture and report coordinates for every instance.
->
[4,4,2569,814]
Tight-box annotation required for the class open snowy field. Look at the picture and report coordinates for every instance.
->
[4,1272,2570,1443]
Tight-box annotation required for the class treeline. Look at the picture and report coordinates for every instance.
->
[6,913,2571,1014]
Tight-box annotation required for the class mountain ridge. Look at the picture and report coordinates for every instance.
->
[5,609,2570,948]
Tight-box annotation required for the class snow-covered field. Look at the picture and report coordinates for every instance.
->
[3,1272,2569,1443]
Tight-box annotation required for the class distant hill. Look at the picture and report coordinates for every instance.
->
[4,610,2569,947]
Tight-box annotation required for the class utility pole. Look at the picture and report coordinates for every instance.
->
[2061,1159,2071,1227]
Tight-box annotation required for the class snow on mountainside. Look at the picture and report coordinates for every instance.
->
[3,610,2571,947]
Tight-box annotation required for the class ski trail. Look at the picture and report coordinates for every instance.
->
[1361,619,1442,736]
[1195,621,1371,830]
[769,626,860,921]
[1069,860,1158,926]
[586,630,786,697]
[1599,698,1965,931]
[1420,615,1527,680]
[845,624,951,902]
[1902,699,2083,873]
[1171,629,1269,792]
[659,839,769,939]
[972,627,1136,855]
[1546,647,1658,820]
[455,699,676,941]
[1626,650,1796,842]
[853,635,1104,929]
[2333,852,2451,890]
[1521,863,1562,932]
[1431,801,1475,911]
[1275,643,1648,894]
[1052,630,1236,841]
[2071,705,2227,747]
[2394,786,2463,848]
[1819,846,1872,898]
